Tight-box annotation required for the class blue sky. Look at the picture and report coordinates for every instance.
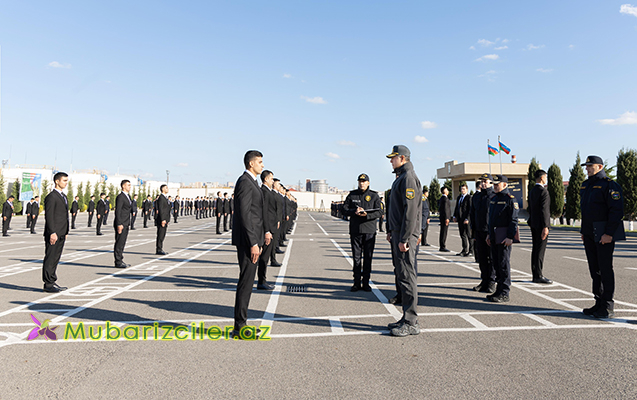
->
[0,1,636,191]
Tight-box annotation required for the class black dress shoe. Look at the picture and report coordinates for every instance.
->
[440,248,450,252]
[424,243,431,246]
[130,228,136,230]
[115,263,128,268]
[3,234,10,237]
[231,327,262,340]
[583,303,602,316]
[593,306,614,319]
[388,296,402,305]
[279,243,287,247]
[456,252,466,256]
[361,284,372,292]
[54,284,68,291]
[43,286,61,293]
[156,251,167,255]
[257,283,275,290]
[97,233,104,236]
[31,232,37,234]
[480,282,497,293]
[270,261,282,267]
[486,293,509,303]
[275,248,285,254]
[532,277,553,284]
[350,284,361,292]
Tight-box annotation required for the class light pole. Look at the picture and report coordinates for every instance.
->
[166,170,170,184]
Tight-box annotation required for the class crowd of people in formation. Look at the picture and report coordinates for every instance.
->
[335,146,625,337]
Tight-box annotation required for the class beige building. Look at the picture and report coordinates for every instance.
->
[437,160,538,209]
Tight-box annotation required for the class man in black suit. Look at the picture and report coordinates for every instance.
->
[26,198,34,228]
[2,195,15,237]
[421,187,430,246]
[229,194,234,229]
[155,185,171,255]
[194,196,200,219]
[223,192,230,231]
[216,191,223,234]
[96,193,107,235]
[453,184,473,256]
[232,150,266,338]
[113,180,133,268]
[70,196,79,229]
[87,195,95,227]
[30,196,40,234]
[528,169,553,284]
[130,194,138,230]
[173,195,180,223]
[103,195,110,224]
[273,179,286,256]
[42,172,70,293]
[143,195,152,228]
[257,170,279,290]
[438,187,451,252]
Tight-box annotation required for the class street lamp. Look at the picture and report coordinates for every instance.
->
[166,170,170,183]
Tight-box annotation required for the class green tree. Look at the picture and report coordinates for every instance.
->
[565,152,587,222]
[604,159,617,180]
[617,148,637,222]
[93,182,101,199]
[41,179,50,209]
[547,163,564,220]
[66,180,74,210]
[84,182,92,208]
[108,184,117,209]
[527,157,541,210]
[429,177,441,214]
[11,179,22,214]
[77,182,85,211]
[0,172,6,206]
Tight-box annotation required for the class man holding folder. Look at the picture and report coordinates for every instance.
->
[342,173,382,292]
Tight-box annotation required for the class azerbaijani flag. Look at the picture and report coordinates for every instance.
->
[498,141,511,155]
[488,145,499,156]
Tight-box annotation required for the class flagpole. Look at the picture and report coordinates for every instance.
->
[498,135,503,174]
[488,139,492,174]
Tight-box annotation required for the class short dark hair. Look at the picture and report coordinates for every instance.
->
[35,196,39,199]
[91,195,95,199]
[422,186,428,193]
[273,178,280,182]
[147,195,151,198]
[133,194,138,197]
[74,196,79,199]
[53,172,68,183]
[8,195,14,199]
[160,184,167,191]
[535,169,547,180]
[100,193,106,196]
[261,170,273,182]
[441,187,448,194]
[30,197,34,200]
[244,150,263,169]
[121,179,130,188]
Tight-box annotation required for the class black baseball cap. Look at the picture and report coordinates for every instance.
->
[581,155,604,166]
[357,173,369,181]
[479,173,493,181]
[493,174,508,183]
[386,145,410,158]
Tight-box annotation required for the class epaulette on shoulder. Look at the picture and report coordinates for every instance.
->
[509,194,515,199]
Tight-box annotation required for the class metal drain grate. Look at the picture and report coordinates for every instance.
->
[287,285,308,293]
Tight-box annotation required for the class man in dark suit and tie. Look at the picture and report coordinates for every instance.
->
[113,180,133,268]
[257,170,279,290]
[143,195,152,228]
[453,184,473,256]
[528,169,553,284]
[438,187,451,252]
[2,195,15,237]
[26,198,33,228]
[42,172,70,293]
[30,196,40,234]
[173,195,180,223]
[103,195,110,224]
[96,193,107,235]
[70,196,79,229]
[223,193,230,231]
[421,187,430,246]
[232,150,266,338]
[229,194,234,229]
[155,185,171,255]
[130,194,138,230]
[87,195,95,227]
[216,192,223,234]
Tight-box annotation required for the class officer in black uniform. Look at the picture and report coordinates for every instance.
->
[580,155,624,318]
[421,186,430,247]
[385,145,422,337]
[471,173,496,293]
[486,174,518,302]
[342,173,382,292]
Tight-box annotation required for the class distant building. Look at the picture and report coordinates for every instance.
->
[310,179,328,194]
[306,179,312,192]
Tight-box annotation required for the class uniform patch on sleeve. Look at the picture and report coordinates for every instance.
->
[513,202,519,210]
[422,194,426,201]
[406,188,415,200]
[365,195,371,202]
[611,191,621,200]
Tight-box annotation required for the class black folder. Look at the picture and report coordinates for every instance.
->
[494,226,520,244]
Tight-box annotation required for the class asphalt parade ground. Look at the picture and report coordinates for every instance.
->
[1,211,636,399]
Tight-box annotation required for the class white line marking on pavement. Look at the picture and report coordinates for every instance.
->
[316,223,328,236]
[329,317,345,333]
[261,239,294,328]
[459,314,488,329]
[563,256,587,262]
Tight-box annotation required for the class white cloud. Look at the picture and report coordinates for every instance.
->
[301,96,327,104]
[620,4,637,17]
[469,45,476,50]
[325,152,340,159]
[414,135,429,143]
[536,68,554,73]
[569,44,575,50]
[479,70,498,82]
[420,121,438,129]
[337,140,356,146]
[176,162,188,167]
[597,111,637,125]
[478,39,495,47]
[526,44,545,50]
[501,39,510,43]
[475,54,499,62]
[48,61,71,69]
[494,45,508,50]
[283,73,292,78]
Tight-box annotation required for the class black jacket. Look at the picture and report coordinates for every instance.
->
[421,198,430,230]
[26,202,32,215]
[528,184,550,230]
[88,200,95,213]
[387,162,422,243]
[438,195,451,222]
[580,170,624,238]
[97,199,107,216]
[232,172,264,248]
[155,195,171,226]
[261,185,279,234]
[70,200,79,214]
[44,190,69,238]
[2,201,14,221]
[31,202,40,217]
[342,188,382,234]
[114,192,132,227]
[453,194,471,224]
[488,188,519,240]
[471,187,495,234]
